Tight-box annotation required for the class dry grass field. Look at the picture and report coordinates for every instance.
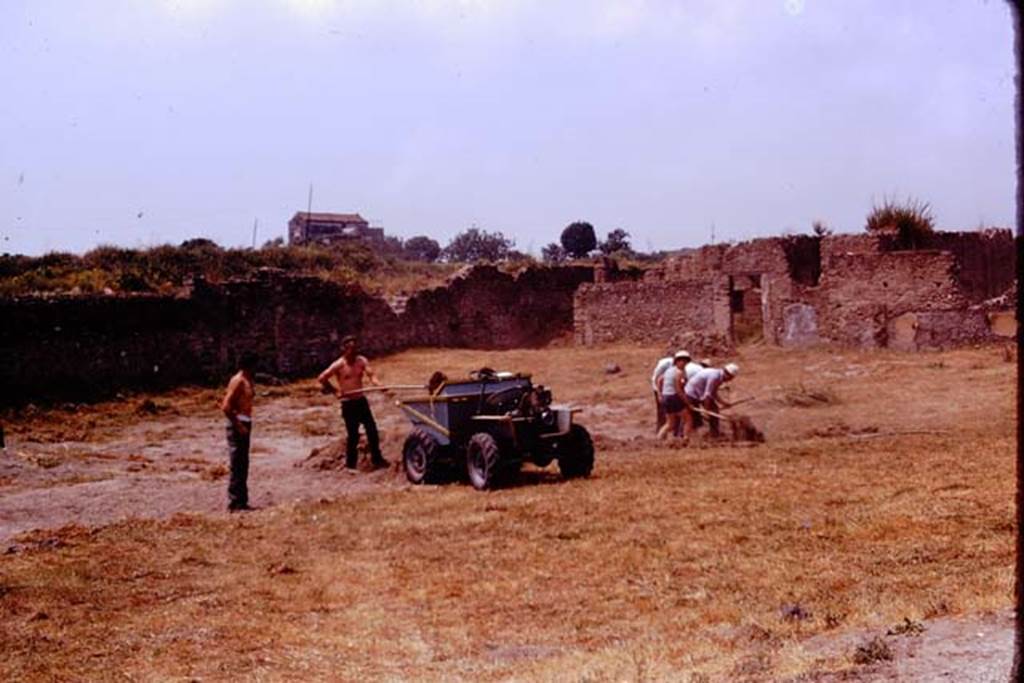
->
[0,342,1015,681]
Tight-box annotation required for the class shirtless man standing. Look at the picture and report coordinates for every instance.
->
[318,335,388,470]
[221,351,257,511]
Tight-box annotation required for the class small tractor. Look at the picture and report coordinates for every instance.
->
[396,369,594,490]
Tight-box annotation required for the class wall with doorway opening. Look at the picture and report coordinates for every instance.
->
[575,230,1015,351]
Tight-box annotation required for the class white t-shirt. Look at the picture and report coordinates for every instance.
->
[685,361,703,381]
[662,364,685,396]
[685,367,726,401]
[650,357,673,391]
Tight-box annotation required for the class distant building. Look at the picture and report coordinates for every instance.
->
[288,212,385,246]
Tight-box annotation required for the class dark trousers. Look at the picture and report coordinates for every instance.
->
[342,397,382,467]
[688,398,719,436]
[705,399,721,437]
[662,394,685,437]
[226,421,250,509]
[684,395,704,434]
[653,391,665,433]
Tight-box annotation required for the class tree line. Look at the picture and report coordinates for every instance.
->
[376,221,634,264]
[0,221,645,296]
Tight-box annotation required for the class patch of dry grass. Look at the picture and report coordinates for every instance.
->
[0,343,1015,680]
[1,386,222,444]
[852,635,894,665]
[778,383,840,407]
[297,410,336,438]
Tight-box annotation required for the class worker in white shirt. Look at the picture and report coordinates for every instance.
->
[684,363,739,438]
[650,349,678,433]
[656,350,692,439]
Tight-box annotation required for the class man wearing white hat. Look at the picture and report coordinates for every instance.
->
[685,356,706,382]
[684,363,740,437]
[656,350,692,439]
[650,349,688,433]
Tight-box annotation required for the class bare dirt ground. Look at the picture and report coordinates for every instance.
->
[0,382,409,544]
[0,343,1016,681]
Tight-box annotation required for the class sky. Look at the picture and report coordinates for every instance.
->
[0,0,1017,256]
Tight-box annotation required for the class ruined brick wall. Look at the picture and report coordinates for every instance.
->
[777,238,1015,350]
[817,251,961,348]
[824,230,1013,302]
[720,239,794,277]
[0,273,379,404]
[1,294,215,402]
[650,236,819,283]
[582,230,1013,351]
[573,278,731,347]
[735,232,1012,350]
[911,230,1013,302]
[0,265,594,405]
[640,236,823,346]
[647,244,729,280]
[390,265,595,349]
[827,250,964,301]
[820,234,883,259]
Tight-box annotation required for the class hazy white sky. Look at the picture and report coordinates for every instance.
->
[0,0,1016,255]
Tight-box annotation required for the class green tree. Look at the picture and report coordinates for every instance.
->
[560,221,597,258]
[599,228,631,255]
[179,238,220,250]
[442,228,514,262]
[377,235,405,258]
[541,242,566,264]
[403,235,442,262]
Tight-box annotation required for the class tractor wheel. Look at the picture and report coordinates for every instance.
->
[466,432,502,491]
[403,428,442,485]
[557,424,594,479]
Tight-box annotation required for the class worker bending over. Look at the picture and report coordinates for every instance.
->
[684,363,739,438]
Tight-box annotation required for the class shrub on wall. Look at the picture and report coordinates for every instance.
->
[541,243,566,264]
[865,197,935,249]
[599,228,632,256]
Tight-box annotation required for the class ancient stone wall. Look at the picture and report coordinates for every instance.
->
[649,235,820,284]
[596,236,821,348]
[773,235,1015,350]
[822,230,1013,302]
[392,264,597,349]
[820,234,883,260]
[576,230,1014,351]
[573,278,731,348]
[0,265,594,405]
[907,230,1013,302]
[818,249,966,343]
[809,232,1006,350]
[1,294,214,402]
[646,244,728,280]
